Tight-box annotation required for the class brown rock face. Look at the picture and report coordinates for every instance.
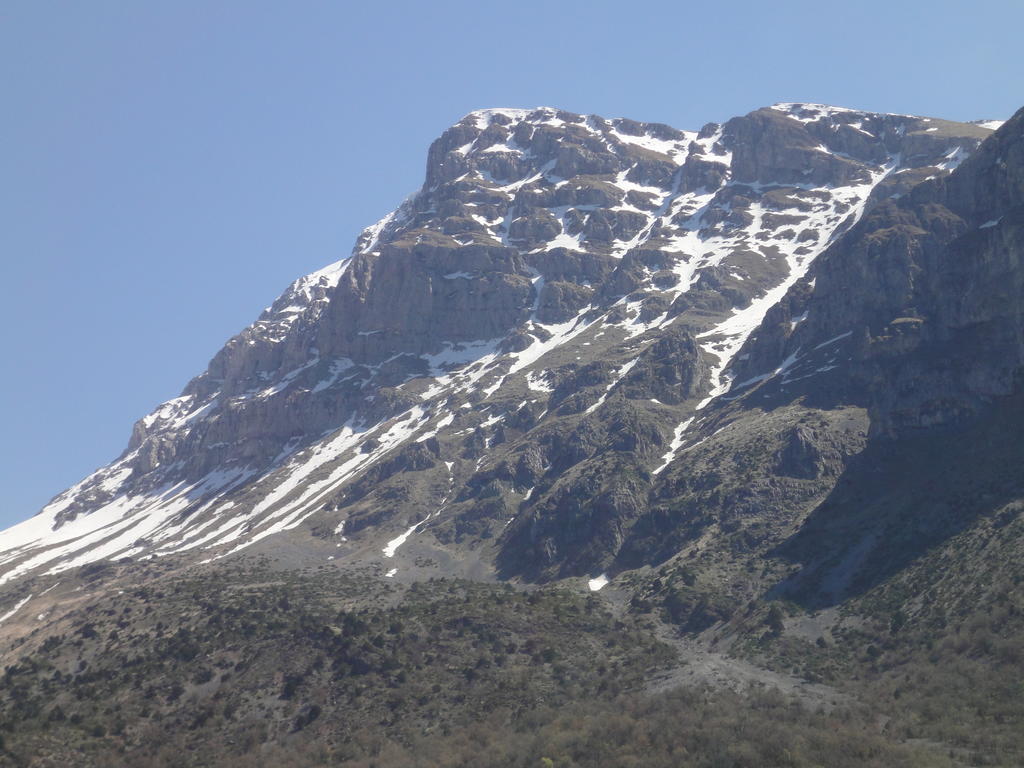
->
[318,243,534,363]
[726,109,869,186]
[619,328,708,405]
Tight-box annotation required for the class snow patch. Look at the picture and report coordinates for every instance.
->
[588,574,610,591]
[972,119,1005,131]
[383,520,424,558]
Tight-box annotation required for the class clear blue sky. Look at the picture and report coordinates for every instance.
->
[1,0,1021,528]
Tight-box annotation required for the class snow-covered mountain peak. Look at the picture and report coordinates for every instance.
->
[0,102,999,587]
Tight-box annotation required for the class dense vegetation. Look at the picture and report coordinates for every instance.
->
[0,561,669,766]
[0,559,963,768]
[733,498,1024,767]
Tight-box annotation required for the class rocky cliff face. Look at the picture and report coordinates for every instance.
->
[0,103,1001,588]
[732,108,1024,435]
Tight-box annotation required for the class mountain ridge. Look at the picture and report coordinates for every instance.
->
[2,100,1023,768]
[0,102,999,588]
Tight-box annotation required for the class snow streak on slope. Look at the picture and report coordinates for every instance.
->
[0,594,32,625]
[695,158,900,407]
[0,462,255,585]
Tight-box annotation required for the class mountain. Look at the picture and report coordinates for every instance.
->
[0,103,995,585]
[1,102,1023,767]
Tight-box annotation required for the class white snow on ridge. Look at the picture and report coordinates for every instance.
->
[770,102,916,123]
[141,395,194,430]
[608,128,693,163]
[972,119,1005,131]
[770,103,862,122]
[254,257,351,345]
[359,209,401,254]
[467,107,534,130]
[298,258,349,292]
